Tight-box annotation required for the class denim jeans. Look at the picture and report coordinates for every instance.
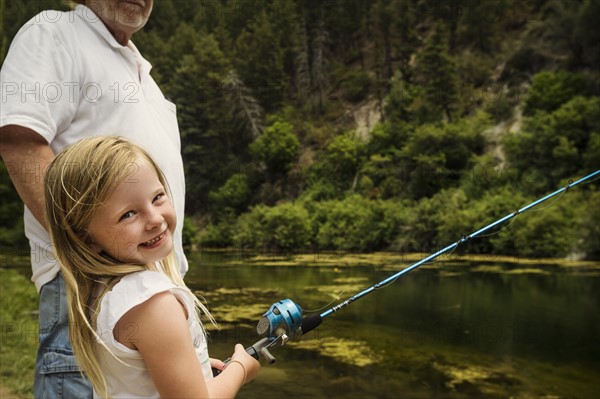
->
[34,272,93,399]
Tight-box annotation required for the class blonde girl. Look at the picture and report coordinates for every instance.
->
[44,136,259,398]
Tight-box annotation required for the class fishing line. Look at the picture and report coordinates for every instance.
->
[302,291,346,313]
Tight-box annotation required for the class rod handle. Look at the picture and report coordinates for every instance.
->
[212,338,270,376]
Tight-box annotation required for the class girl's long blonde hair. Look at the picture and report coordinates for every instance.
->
[44,136,213,398]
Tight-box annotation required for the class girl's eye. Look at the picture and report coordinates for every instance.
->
[153,193,165,202]
[119,211,135,221]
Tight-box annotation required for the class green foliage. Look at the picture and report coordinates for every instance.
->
[577,191,600,259]
[414,22,460,122]
[249,118,300,180]
[383,75,420,126]
[304,131,368,199]
[233,203,311,251]
[0,269,38,398]
[340,69,373,103]
[510,199,578,258]
[208,173,251,214]
[233,10,290,111]
[434,186,529,255]
[524,71,587,115]
[400,113,488,198]
[3,0,599,259]
[504,96,600,193]
[310,195,410,252]
[182,217,200,250]
[198,210,237,248]
[167,33,235,213]
[576,0,600,67]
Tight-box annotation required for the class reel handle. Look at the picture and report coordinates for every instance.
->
[212,337,276,377]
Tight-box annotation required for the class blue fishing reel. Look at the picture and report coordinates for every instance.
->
[238,298,312,365]
[216,298,322,370]
[256,299,303,341]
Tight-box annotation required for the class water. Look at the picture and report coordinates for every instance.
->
[186,251,600,399]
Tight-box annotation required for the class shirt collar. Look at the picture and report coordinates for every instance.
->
[74,4,153,74]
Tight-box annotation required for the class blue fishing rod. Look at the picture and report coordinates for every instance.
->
[232,169,600,365]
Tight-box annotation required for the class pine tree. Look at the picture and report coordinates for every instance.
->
[294,14,312,103]
[234,11,287,112]
[415,22,460,122]
[310,10,330,111]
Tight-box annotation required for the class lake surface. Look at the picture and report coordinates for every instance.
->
[186,251,600,399]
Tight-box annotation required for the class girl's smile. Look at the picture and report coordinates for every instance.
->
[86,156,176,264]
[140,229,167,248]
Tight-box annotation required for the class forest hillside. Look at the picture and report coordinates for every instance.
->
[2,0,599,259]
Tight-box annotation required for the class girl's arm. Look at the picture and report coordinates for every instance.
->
[116,291,260,398]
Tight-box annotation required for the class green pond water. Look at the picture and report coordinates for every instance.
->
[186,251,600,399]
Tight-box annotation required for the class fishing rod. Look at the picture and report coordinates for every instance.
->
[222,169,600,367]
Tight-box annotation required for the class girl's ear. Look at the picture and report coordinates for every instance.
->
[87,241,103,254]
[82,233,102,254]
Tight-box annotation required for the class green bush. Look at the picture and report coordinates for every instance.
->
[208,173,251,214]
[503,96,600,193]
[198,210,237,248]
[182,217,200,250]
[233,202,311,251]
[400,113,488,199]
[311,195,409,252]
[523,71,587,115]
[305,131,368,199]
[249,118,300,179]
[511,205,578,258]
[577,191,600,259]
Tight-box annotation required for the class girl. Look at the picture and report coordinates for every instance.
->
[44,136,260,398]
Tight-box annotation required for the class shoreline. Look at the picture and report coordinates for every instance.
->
[194,248,600,269]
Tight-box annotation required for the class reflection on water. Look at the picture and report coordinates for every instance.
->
[186,251,600,399]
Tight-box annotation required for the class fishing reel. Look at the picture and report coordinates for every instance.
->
[240,298,322,365]
[215,298,322,375]
[244,299,303,364]
[257,299,303,341]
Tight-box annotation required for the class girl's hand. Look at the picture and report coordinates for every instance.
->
[230,344,261,384]
[210,358,226,373]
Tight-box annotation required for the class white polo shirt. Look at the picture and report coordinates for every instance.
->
[0,5,189,291]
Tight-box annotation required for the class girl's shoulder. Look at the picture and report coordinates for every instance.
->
[113,269,175,293]
[98,270,188,331]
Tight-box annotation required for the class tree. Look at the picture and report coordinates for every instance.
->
[576,0,600,68]
[234,11,288,112]
[168,33,234,213]
[208,173,251,215]
[524,0,584,67]
[504,96,600,193]
[315,132,367,195]
[249,118,300,182]
[414,23,460,122]
[401,113,488,198]
[523,71,587,115]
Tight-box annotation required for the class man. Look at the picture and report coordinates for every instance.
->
[0,1,189,397]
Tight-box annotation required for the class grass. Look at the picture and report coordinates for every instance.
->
[0,269,37,399]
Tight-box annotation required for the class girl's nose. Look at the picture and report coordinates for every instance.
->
[146,208,164,229]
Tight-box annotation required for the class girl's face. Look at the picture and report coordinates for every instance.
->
[87,156,176,264]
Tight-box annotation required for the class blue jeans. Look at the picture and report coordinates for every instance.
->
[34,272,92,399]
